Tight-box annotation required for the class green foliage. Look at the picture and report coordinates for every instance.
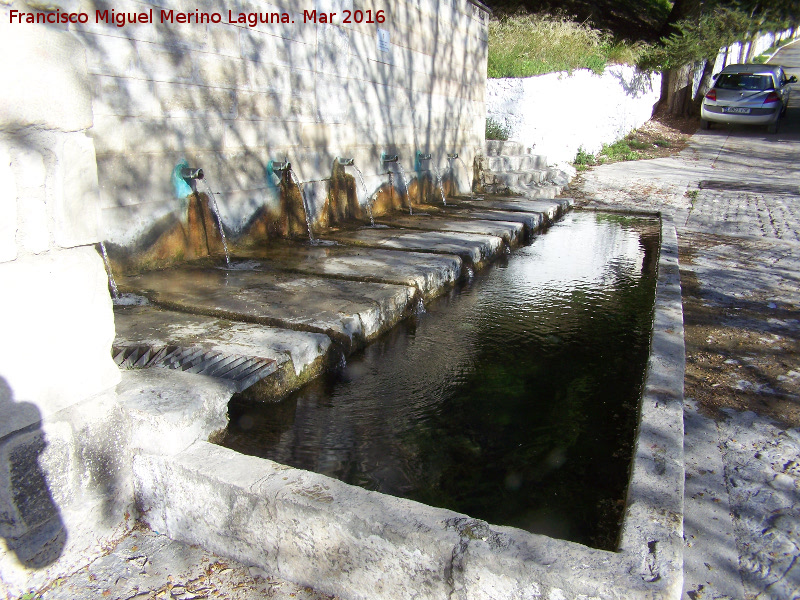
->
[600,140,640,162]
[638,3,797,71]
[638,8,757,70]
[488,13,647,78]
[573,146,597,170]
[486,117,511,141]
[627,139,652,150]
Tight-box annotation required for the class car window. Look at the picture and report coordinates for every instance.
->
[717,74,775,91]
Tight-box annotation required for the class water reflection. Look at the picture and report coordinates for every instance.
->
[221,212,659,549]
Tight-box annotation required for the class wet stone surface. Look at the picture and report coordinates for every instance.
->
[373,214,525,245]
[230,243,463,299]
[120,267,417,351]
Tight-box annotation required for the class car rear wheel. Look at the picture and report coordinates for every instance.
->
[701,119,712,130]
[767,121,779,134]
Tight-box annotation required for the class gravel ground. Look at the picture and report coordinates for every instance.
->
[40,524,339,600]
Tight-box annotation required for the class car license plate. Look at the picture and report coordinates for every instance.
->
[723,107,751,114]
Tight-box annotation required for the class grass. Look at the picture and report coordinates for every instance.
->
[486,117,511,141]
[487,13,649,78]
[571,119,691,170]
[573,146,597,171]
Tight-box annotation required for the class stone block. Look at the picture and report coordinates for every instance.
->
[54,133,101,248]
[0,247,121,428]
[115,370,234,456]
[91,75,157,118]
[240,29,291,65]
[207,24,241,57]
[0,427,70,575]
[0,142,18,263]
[13,148,50,255]
[152,81,237,119]
[246,59,292,93]
[0,20,93,132]
[133,44,196,83]
[82,30,141,78]
[0,388,135,597]
[236,90,286,120]
[196,54,250,89]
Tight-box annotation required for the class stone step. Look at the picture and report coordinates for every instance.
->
[485,140,528,157]
[486,154,548,172]
[508,183,564,200]
[448,208,546,233]
[486,170,548,187]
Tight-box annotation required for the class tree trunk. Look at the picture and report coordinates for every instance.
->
[659,64,696,116]
[691,56,718,116]
[659,0,701,38]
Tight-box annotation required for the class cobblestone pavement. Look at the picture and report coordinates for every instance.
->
[573,40,800,600]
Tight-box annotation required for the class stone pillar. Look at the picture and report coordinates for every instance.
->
[0,12,127,596]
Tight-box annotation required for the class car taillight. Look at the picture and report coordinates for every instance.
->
[764,92,780,103]
[705,89,717,101]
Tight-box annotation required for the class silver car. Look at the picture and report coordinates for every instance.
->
[700,63,796,133]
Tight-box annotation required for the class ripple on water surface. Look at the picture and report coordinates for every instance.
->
[220,211,660,549]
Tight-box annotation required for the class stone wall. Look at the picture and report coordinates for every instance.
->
[0,14,130,596]
[70,0,489,253]
[486,65,662,165]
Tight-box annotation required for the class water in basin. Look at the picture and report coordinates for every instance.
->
[219,211,660,549]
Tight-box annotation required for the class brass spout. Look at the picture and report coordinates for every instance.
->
[180,167,204,180]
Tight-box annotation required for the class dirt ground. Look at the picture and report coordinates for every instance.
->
[679,234,800,428]
[565,112,800,430]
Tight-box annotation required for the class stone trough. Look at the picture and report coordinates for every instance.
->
[127,210,685,600]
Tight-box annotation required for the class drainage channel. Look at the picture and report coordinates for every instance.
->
[113,344,277,393]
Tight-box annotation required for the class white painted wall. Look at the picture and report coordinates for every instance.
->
[486,65,662,165]
[712,28,799,74]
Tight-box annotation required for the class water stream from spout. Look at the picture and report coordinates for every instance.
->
[396,163,412,215]
[433,166,447,206]
[201,180,230,266]
[455,157,473,198]
[288,169,316,244]
[98,242,119,299]
[352,165,375,226]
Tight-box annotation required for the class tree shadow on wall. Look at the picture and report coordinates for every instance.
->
[0,376,67,569]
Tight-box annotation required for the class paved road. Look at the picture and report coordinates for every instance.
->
[577,38,800,600]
